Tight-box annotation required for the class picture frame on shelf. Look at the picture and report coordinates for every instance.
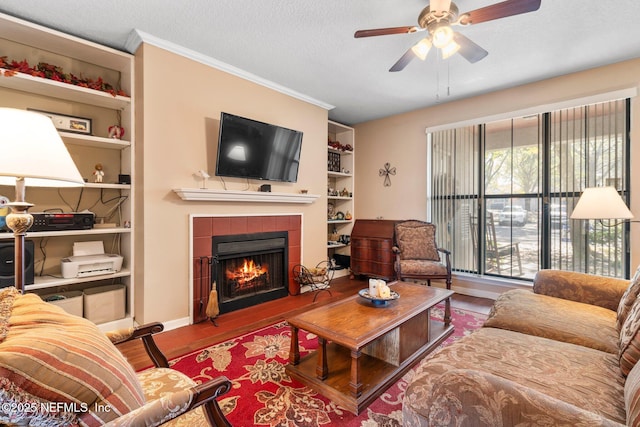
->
[328,152,341,172]
[28,109,92,135]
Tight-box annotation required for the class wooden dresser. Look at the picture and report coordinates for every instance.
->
[350,219,398,280]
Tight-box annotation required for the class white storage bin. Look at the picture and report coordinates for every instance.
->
[41,291,83,317]
[83,284,125,324]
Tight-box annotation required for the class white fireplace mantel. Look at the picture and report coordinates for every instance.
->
[173,188,320,204]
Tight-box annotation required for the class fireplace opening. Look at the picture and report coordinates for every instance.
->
[212,231,288,313]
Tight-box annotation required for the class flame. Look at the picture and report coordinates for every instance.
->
[241,259,257,274]
[226,258,268,286]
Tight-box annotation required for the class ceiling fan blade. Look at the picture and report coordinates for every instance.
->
[453,33,488,63]
[354,26,420,38]
[429,0,452,14]
[389,48,418,72]
[462,0,541,25]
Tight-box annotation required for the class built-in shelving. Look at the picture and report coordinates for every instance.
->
[327,242,347,249]
[84,183,131,190]
[60,132,131,149]
[0,12,135,331]
[329,146,352,156]
[24,269,132,291]
[0,227,131,240]
[327,121,355,277]
[328,171,353,178]
[0,70,131,109]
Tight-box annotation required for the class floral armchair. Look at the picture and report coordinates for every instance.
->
[393,220,452,323]
[0,287,232,427]
[107,323,232,426]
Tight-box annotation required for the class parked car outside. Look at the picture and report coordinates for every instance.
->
[487,201,506,219]
[550,204,567,228]
[498,206,527,226]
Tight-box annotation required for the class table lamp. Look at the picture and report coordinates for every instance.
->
[570,186,634,221]
[0,108,84,292]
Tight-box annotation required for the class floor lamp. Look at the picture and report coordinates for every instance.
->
[0,108,84,293]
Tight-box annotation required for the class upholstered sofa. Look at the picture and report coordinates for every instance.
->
[0,287,231,426]
[403,268,640,426]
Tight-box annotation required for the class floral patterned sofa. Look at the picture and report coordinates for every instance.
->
[403,268,640,426]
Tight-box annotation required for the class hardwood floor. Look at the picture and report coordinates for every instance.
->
[119,275,494,371]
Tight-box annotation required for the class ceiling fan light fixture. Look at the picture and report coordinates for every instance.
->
[411,38,432,60]
[441,40,460,59]
[355,0,543,72]
[432,25,454,48]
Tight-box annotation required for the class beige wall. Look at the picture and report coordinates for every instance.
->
[354,58,640,270]
[134,46,640,322]
[135,44,328,324]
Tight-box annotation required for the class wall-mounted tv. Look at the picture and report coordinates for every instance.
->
[215,112,303,183]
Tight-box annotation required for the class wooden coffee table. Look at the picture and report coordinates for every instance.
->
[286,281,454,415]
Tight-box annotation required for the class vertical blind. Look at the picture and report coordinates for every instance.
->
[548,100,629,276]
[429,98,630,279]
[430,125,479,274]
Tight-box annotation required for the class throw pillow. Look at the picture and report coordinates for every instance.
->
[0,287,145,426]
[619,291,640,376]
[396,221,440,261]
[618,265,640,331]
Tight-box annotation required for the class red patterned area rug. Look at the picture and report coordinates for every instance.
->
[169,305,486,426]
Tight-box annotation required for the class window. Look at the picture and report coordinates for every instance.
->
[429,99,630,279]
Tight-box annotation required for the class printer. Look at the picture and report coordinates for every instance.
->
[61,241,123,279]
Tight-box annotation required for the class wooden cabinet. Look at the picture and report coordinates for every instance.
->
[0,13,135,330]
[350,220,398,280]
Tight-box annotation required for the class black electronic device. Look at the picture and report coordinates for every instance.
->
[0,240,34,287]
[215,112,303,183]
[30,212,95,232]
[118,174,131,184]
[259,184,271,192]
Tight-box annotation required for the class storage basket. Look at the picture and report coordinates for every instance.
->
[42,291,83,317]
[83,284,125,324]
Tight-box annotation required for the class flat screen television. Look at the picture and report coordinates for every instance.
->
[215,112,303,183]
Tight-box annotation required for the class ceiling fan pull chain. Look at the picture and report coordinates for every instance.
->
[447,60,451,97]
[436,52,441,102]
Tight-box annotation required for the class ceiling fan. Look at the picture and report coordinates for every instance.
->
[354,0,541,72]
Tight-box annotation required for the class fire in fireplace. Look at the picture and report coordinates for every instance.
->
[212,231,288,313]
[223,256,272,297]
[227,258,268,288]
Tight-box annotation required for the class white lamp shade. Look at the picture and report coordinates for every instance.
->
[570,186,634,220]
[0,108,84,187]
[432,26,454,49]
[411,38,432,61]
[441,41,461,59]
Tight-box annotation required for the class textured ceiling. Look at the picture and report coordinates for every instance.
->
[1,1,639,125]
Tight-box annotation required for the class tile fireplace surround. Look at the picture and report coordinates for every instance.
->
[191,214,302,322]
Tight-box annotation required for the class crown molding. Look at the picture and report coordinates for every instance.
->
[125,29,334,111]
[425,87,638,133]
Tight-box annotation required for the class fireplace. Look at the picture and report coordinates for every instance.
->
[212,231,288,313]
